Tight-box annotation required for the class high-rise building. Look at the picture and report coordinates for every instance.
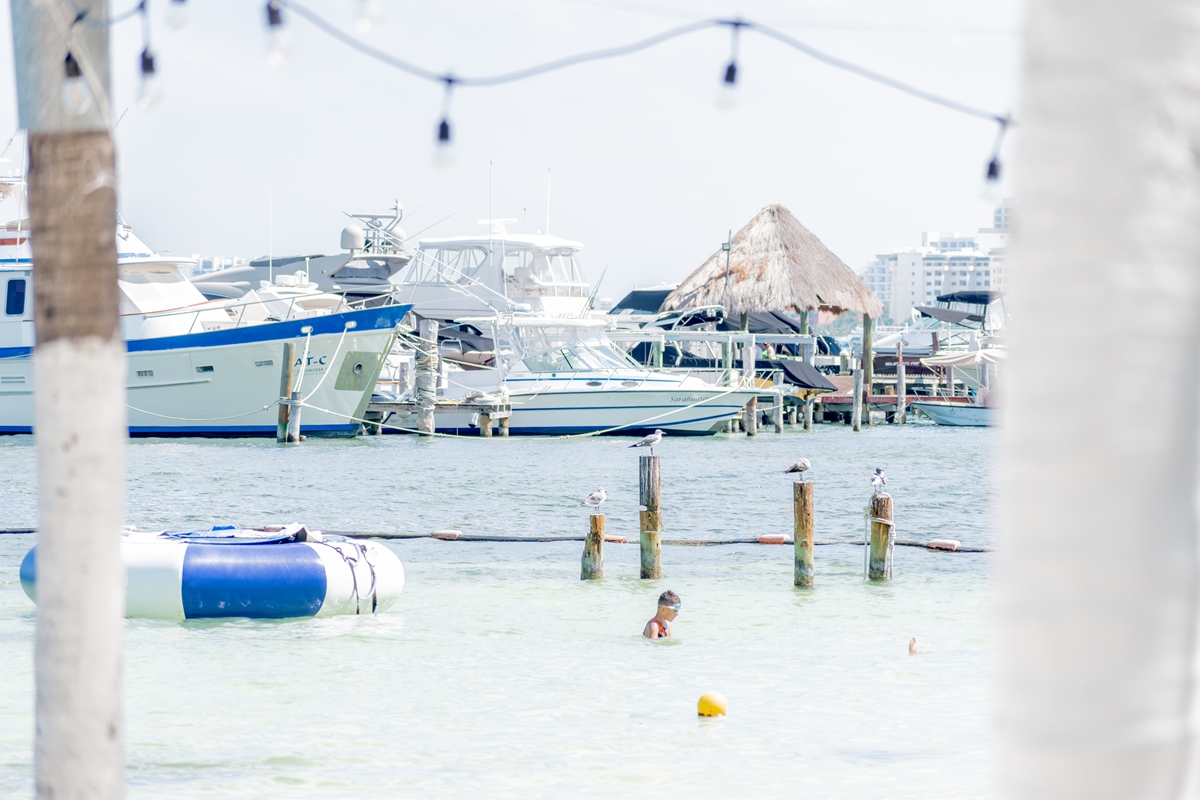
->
[859,199,1012,322]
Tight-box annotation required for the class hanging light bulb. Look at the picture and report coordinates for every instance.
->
[718,60,738,109]
[434,117,454,168]
[167,0,189,29]
[138,48,160,109]
[265,1,288,66]
[60,51,94,116]
[980,157,1002,203]
[355,0,382,34]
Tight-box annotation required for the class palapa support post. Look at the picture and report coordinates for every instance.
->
[861,314,874,426]
[793,481,815,587]
[14,0,126,794]
[277,341,296,443]
[581,514,605,580]
[851,362,864,432]
[868,492,894,581]
[773,396,784,433]
[479,412,492,437]
[895,340,907,424]
[743,397,758,436]
[639,454,662,579]
[416,318,438,436]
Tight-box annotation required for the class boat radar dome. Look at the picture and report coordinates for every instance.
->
[341,224,366,252]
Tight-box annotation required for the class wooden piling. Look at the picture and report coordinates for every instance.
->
[743,397,758,436]
[861,314,874,426]
[581,514,605,580]
[895,340,907,424]
[276,341,295,444]
[803,397,813,430]
[285,389,302,443]
[851,364,863,432]
[773,397,784,433]
[416,318,438,436]
[639,455,662,579]
[868,492,894,581]
[793,481,815,587]
[498,415,510,437]
[479,412,492,437]
[787,405,798,425]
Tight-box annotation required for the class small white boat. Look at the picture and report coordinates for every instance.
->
[20,525,404,620]
[909,401,995,427]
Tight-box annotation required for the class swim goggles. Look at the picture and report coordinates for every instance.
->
[666,603,681,612]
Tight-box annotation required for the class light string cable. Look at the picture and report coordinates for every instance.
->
[273,2,1014,179]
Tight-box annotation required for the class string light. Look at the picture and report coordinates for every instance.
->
[434,78,455,168]
[138,1,160,108]
[718,20,743,109]
[982,118,1009,201]
[61,51,93,116]
[167,0,189,30]
[265,1,288,67]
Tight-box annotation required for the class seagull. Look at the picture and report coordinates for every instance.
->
[783,458,812,480]
[629,429,665,454]
[580,488,607,509]
[908,637,920,655]
[871,468,888,492]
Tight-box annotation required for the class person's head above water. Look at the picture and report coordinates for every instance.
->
[657,590,681,621]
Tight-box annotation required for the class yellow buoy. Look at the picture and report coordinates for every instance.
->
[697,691,728,717]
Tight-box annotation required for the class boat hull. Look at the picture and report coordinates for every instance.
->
[0,306,408,437]
[910,401,995,427]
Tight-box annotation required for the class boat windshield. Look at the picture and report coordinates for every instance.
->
[505,323,640,372]
[521,343,638,373]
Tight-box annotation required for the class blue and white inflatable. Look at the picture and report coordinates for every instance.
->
[20,524,404,620]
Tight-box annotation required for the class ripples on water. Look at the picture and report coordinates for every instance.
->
[0,425,994,798]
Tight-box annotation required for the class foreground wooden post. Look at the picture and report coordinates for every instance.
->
[639,455,662,579]
[895,339,907,424]
[416,318,438,435]
[851,363,864,431]
[581,514,604,580]
[793,481,814,587]
[15,0,125,794]
[479,411,492,437]
[276,341,295,443]
[743,397,758,436]
[868,492,894,581]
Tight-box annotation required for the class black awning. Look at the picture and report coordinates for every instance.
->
[610,288,673,314]
[916,306,983,324]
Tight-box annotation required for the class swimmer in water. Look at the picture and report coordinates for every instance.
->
[643,590,681,639]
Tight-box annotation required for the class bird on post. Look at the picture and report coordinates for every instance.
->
[629,429,664,454]
[579,488,607,509]
[871,468,887,493]
[783,458,811,481]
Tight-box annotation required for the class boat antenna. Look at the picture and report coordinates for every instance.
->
[544,138,552,234]
[268,193,274,283]
[582,265,608,317]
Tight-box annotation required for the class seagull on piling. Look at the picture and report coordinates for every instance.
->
[629,429,665,455]
[871,468,888,492]
[783,458,812,481]
[580,488,607,509]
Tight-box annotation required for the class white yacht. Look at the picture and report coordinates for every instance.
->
[393,220,590,319]
[0,217,408,437]
[394,317,758,436]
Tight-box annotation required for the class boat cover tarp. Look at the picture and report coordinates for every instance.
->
[611,288,673,314]
[916,306,981,324]
[627,345,836,392]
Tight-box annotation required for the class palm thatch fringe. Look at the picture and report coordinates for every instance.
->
[663,204,883,318]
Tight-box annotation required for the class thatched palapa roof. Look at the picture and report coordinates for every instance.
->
[662,204,884,318]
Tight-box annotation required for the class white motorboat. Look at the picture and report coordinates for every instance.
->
[0,217,409,437]
[909,401,995,427]
[395,317,758,436]
[909,347,1004,427]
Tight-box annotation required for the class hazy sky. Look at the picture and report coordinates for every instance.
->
[0,0,1024,300]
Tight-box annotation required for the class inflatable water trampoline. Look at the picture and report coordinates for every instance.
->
[19,524,404,620]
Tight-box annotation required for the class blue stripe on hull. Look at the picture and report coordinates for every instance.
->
[0,424,360,437]
[181,543,327,619]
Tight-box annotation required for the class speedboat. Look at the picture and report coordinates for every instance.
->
[416,317,758,436]
[0,216,409,436]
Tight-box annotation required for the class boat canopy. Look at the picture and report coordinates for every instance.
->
[920,349,1007,367]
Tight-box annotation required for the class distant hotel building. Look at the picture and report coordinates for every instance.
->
[859,199,1012,323]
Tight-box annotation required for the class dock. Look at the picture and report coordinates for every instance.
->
[364,398,511,436]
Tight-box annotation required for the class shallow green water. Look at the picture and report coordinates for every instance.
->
[0,425,994,798]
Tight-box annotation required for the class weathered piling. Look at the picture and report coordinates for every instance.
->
[743,397,758,436]
[793,481,815,587]
[498,415,510,436]
[868,492,894,580]
[787,405,798,425]
[639,454,662,579]
[479,411,492,437]
[895,340,907,424]
[285,388,302,443]
[581,514,605,580]
[772,396,784,433]
[851,363,864,431]
[804,397,814,430]
[416,319,438,436]
[276,341,296,443]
